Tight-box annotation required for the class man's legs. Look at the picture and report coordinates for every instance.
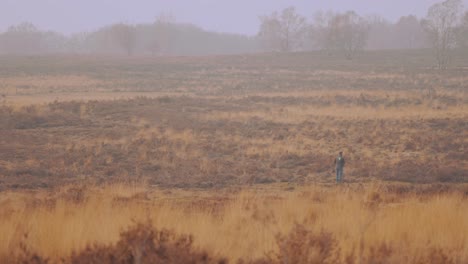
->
[336,168,344,183]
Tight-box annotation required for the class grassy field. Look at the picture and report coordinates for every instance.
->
[0,50,467,263]
[1,184,468,263]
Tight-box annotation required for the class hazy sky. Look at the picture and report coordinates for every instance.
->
[1,0,467,35]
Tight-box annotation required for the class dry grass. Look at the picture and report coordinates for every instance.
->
[0,75,103,96]
[0,52,467,263]
[0,90,466,189]
[0,54,466,189]
[0,184,467,263]
[202,104,468,123]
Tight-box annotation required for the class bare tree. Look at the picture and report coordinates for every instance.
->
[366,15,393,50]
[150,13,176,55]
[395,15,427,49]
[310,11,335,52]
[110,23,137,55]
[422,0,464,69]
[324,11,370,59]
[258,14,281,51]
[258,7,308,52]
[457,11,468,49]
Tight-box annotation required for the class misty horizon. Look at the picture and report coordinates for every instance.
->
[2,0,467,36]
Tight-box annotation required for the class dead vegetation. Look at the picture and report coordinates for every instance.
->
[0,90,466,189]
[0,52,466,263]
[0,184,467,263]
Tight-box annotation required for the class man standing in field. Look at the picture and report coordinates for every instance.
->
[334,152,346,183]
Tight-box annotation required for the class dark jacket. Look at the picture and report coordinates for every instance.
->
[335,156,345,169]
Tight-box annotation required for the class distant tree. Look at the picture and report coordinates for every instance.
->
[394,15,427,49]
[422,0,464,69]
[258,6,308,52]
[8,22,38,33]
[146,33,160,56]
[310,11,335,51]
[66,32,89,53]
[151,13,176,55]
[0,22,43,54]
[325,11,370,59]
[41,31,67,53]
[366,15,393,50]
[258,14,282,51]
[109,23,137,55]
[457,11,468,48]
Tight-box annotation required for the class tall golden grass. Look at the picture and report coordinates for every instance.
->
[1,183,467,263]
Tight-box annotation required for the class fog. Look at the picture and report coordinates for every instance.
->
[2,0,465,35]
[0,0,467,56]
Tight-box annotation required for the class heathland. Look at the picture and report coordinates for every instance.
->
[0,51,467,263]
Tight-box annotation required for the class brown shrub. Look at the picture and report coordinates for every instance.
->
[415,247,454,264]
[3,238,50,264]
[265,224,339,264]
[69,222,226,264]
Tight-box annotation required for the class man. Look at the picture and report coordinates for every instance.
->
[334,152,346,183]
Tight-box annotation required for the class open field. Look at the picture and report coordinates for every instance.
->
[0,51,467,189]
[0,51,467,263]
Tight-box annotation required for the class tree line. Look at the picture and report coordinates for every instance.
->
[0,15,259,56]
[259,0,467,68]
[0,0,467,67]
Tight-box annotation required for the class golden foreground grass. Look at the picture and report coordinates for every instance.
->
[1,183,467,263]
